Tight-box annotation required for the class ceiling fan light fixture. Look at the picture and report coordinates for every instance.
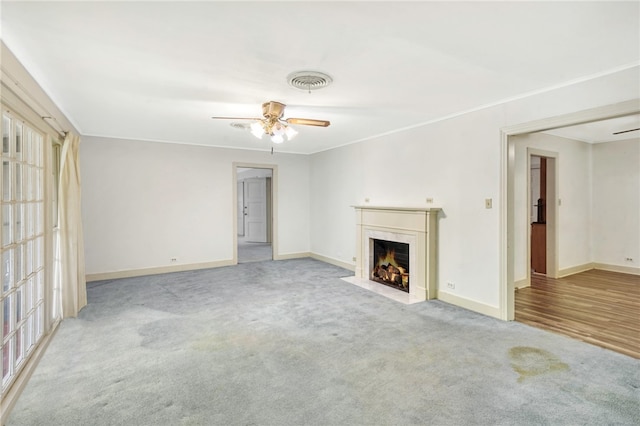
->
[250,121,265,139]
[285,126,298,140]
[213,100,329,144]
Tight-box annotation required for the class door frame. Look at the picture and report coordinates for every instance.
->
[526,149,559,287]
[499,99,639,320]
[232,162,278,264]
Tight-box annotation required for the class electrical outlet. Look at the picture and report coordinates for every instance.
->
[364,198,370,203]
[485,198,492,209]
[447,282,455,289]
[170,258,177,262]
[352,256,356,262]
[625,257,634,262]
[426,198,434,204]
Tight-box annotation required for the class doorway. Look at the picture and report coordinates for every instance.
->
[235,165,275,263]
[500,100,640,320]
[526,149,558,286]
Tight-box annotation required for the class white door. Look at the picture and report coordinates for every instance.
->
[244,177,267,242]
[237,181,245,236]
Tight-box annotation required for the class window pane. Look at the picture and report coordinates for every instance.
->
[2,161,11,201]
[36,169,42,201]
[2,115,10,155]
[36,271,43,301]
[16,287,22,324]
[25,315,33,353]
[14,203,23,242]
[35,237,43,270]
[15,243,22,282]
[26,240,33,277]
[15,325,23,367]
[2,249,12,293]
[15,123,22,162]
[2,296,11,337]
[2,204,12,246]
[35,304,43,339]
[2,336,12,382]
[36,134,43,167]
[26,277,33,312]
[27,204,34,238]
[14,163,21,201]
[36,202,43,235]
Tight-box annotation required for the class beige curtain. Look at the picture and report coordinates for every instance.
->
[58,133,87,317]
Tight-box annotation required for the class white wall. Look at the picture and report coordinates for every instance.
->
[511,133,592,280]
[309,67,639,313]
[591,138,640,269]
[81,136,310,275]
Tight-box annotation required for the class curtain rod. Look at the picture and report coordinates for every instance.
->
[41,116,68,138]
[2,66,70,138]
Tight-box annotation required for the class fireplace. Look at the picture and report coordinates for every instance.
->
[371,239,410,292]
[350,205,440,303]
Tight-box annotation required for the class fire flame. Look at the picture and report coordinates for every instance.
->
[377,249,406,274]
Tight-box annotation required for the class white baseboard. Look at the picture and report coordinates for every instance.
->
[309,253,355,271]
[1,319,60,425]
[437,291,501,319]
[557,262,640,278]
[86,253,357,282]
[558,262,595,278]
[593,262,640,276]
[514,278,530,289]
[85,259,236,282]
[274,251,311,261]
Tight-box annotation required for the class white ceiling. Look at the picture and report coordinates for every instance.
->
[543,114,640,143]
[1,1,639,154]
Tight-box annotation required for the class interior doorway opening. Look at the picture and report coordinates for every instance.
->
[501,100,639,321]
[235,166,274,263]
[526,149,558,286]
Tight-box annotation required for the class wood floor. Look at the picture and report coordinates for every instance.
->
[515,269,640,359]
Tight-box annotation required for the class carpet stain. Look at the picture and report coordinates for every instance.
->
[509,346,569,383]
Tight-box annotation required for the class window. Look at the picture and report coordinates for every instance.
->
[1,112,45,393]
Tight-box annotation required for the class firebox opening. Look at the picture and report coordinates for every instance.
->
[371,239,410,293]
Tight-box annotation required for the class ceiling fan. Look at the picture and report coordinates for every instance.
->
[212,101,330,144]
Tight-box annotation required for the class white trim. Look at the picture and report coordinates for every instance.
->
[85,259,235,282]
[1,319,60,425]
[557,263,595,278]
[310,252,356,271]
[499,99,640,321]
[85,253,354,283]
[593,263,640,276]
[277,252,311,261]
[437,291,501,319]
[514,278,529,289]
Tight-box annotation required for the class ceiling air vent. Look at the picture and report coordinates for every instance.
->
[287,71,333,92]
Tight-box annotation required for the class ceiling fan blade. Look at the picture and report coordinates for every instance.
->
[211,116,261,121]
[612,127,640,135]
[286,117,330,127]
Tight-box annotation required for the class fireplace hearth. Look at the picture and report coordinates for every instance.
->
[371,239,410,292]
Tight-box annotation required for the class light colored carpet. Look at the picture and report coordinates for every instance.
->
[237,236,272,263]
[7,258,640,425]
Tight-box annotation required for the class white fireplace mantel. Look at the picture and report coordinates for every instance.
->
[353,205,440,302]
